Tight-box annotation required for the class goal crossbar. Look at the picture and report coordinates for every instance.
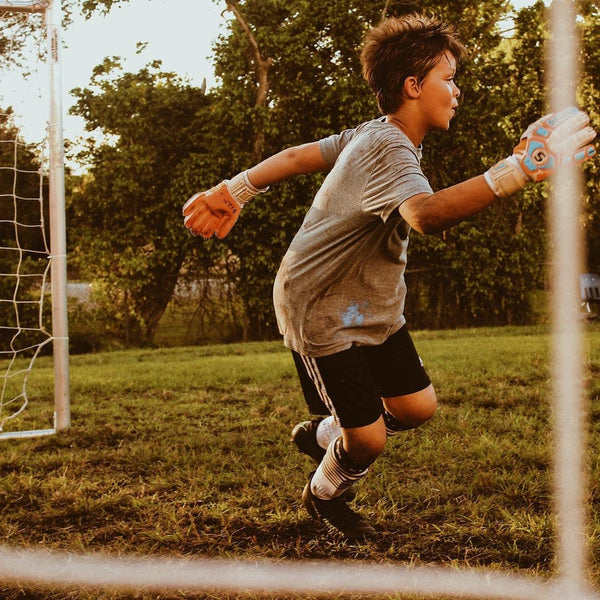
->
[0,1,49,12]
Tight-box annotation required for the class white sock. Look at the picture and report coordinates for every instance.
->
[316,415,341,450]
[311,437,369,500]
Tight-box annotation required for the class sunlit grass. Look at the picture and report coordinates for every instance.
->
[0,323,599,599]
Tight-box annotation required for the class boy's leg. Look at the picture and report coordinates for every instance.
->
[290,351,336,464]
[289,326,435,539]
[363,325,437,434]
[290,348,386,539]
[293,325,436,462]
[291,347,386,460]
[302,434,378,540]
[303,419,387,539]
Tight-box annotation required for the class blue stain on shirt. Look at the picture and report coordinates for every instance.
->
[341,302,365,327]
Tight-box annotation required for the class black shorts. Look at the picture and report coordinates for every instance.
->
[291,325,431,429]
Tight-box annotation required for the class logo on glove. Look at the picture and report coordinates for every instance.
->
[531,147,549,166]
[223,198,239,215]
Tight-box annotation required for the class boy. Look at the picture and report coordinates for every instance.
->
[183,14,596,540]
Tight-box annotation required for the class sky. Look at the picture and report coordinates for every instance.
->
[2,0,542,153]
[61,0,226,95]
[1,0,228,146]
[59,0,228,148]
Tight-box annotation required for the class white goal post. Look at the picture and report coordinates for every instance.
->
[0,0,69,438]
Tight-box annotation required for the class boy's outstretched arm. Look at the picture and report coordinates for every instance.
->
[399,176,495,235]
[400,106,597,235]
[183,142,328,239]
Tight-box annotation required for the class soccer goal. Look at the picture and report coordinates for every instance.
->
[0,1,595,599]
[0,0,69,438]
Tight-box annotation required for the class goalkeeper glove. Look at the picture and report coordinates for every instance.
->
[183,171,269,239]
[484,106,596,198]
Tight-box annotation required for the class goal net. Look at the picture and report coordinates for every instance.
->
[0,0,69,438]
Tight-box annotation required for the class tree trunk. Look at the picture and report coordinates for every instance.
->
[225,0,273,163]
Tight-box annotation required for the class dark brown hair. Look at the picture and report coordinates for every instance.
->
[361,14,467,114]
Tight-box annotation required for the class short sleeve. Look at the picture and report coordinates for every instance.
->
[318,127,358,168]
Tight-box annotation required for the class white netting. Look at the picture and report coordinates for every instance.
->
[0,4,54,436]
[0,116,52,434]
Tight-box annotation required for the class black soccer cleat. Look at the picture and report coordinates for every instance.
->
[302,474,376,540]
[291,418,327,464]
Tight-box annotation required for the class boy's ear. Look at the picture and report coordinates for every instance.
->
[403,76,421,99]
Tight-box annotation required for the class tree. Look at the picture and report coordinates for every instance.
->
[205,0,391,338]
[67,58,213,345]
[59,0,600,345]
[579,0,600,274]
[197,0,552,335]
[405,1,550,327]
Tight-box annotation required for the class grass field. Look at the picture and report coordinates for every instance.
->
[1,324,599,599]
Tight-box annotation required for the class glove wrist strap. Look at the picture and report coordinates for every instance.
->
[228,170,269,206]
[484,155,529,198]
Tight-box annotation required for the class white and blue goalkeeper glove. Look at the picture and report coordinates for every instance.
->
[484,106,597,198]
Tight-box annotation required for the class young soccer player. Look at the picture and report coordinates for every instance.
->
[183,14,596,540]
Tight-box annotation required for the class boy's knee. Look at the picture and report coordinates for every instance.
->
[385,385,438,430]
[411,389,438,425]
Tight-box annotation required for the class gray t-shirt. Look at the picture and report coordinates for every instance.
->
[273,118,433,357]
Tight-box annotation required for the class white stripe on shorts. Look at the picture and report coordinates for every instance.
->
[300,355,340,423]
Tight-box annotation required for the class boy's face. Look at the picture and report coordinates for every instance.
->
[418,51,460,132]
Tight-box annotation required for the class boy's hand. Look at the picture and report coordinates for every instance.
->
[485,106,596,198]
[183,182,243,240]
[183,171,268,239]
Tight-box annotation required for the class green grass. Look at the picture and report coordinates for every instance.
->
[1,324,600,600]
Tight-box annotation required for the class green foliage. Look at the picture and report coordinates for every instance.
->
[67,299,117,354]
[77,0,130,17]
[405,1,549,327]
[579,1,600,274]
[59,0,600,344]
[205,0,383,336]
[199,0,552,334]
[67,60,213,345]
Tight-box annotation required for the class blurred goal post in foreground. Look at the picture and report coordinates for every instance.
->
[0,0,69,438]
[0,0,596,599]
